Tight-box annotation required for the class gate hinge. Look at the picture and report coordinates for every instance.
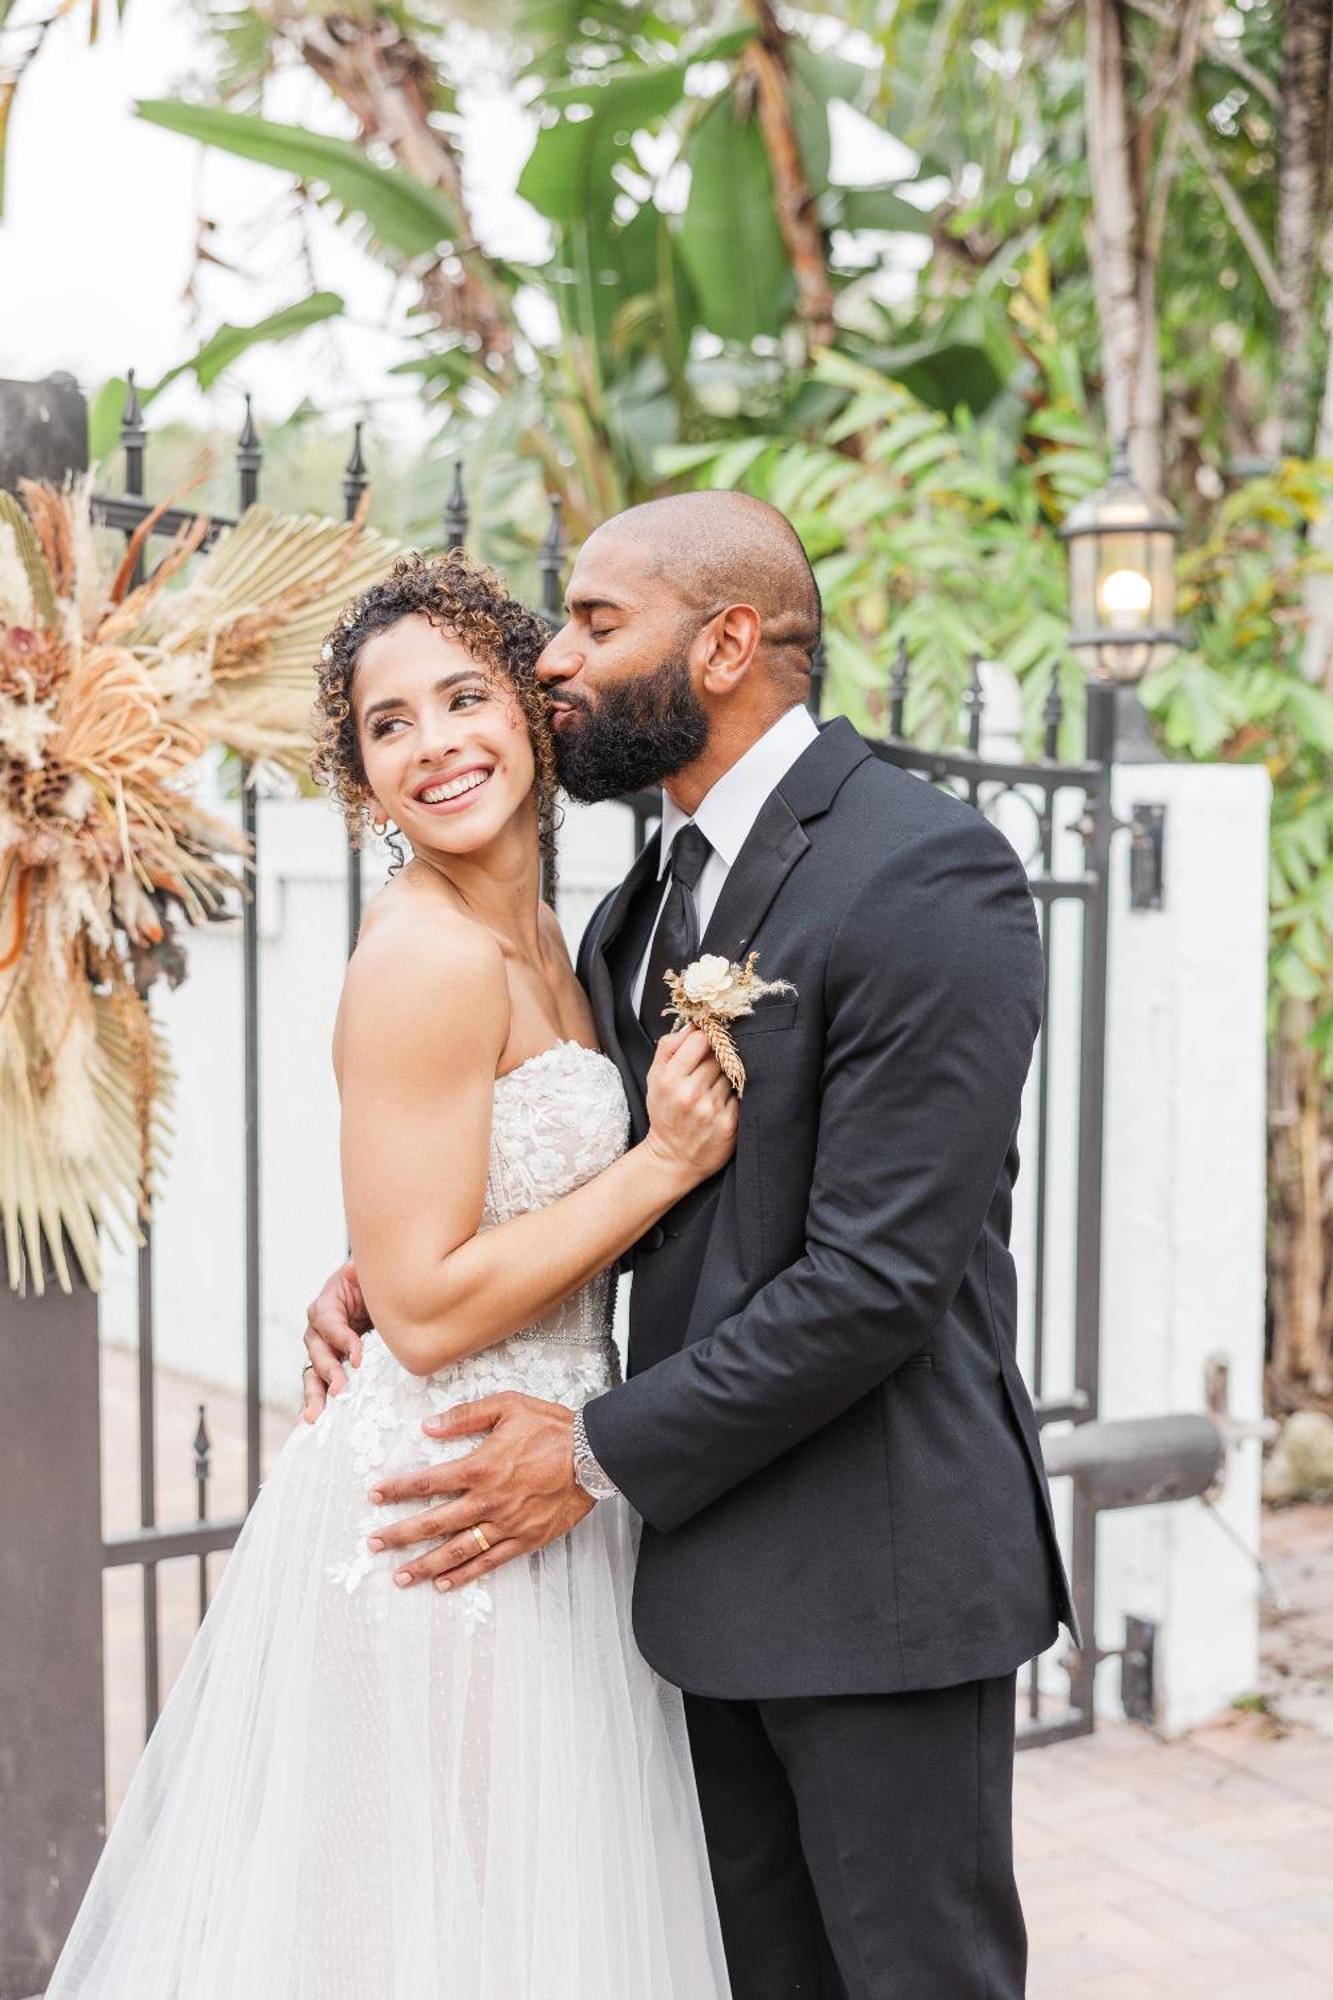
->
[1128,802,1166,910]
[1066,802,1166,910]
[1120,1615,1157,1725]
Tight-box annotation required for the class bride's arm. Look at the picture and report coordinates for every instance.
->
[339,918,734,1380]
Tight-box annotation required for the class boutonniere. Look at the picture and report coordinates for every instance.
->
[662,952,795,1096]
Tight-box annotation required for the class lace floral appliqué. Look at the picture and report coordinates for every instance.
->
[323,1042,629,1608]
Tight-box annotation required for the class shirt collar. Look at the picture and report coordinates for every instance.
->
[657,704,820,877]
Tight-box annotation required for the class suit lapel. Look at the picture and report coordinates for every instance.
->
[583,830,660,1118]
[698,790,808,965]
[697,717,870,964]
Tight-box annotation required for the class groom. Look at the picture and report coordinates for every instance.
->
[304,492,1074,1998]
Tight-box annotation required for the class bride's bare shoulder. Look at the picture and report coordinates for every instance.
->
[338,882,509,1068]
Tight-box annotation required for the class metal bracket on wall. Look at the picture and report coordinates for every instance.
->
[1121,1615,1157,1724]
[1129,802,1166,911]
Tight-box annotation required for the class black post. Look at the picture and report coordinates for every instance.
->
[443,459,469,550]
[193,1404,212,1624]
[0,372,88,493]
[0,377,105,2000]
[121,375,162,1730]
[808,640,827,722]
[1066,675,1117,1727]
[0,1277,106,1999]
[888,637,909,739]
[237,401,264,1507]
[538,494,564,624]
[343,423,368,959]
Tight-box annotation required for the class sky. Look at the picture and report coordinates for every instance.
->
[0,1,918,455]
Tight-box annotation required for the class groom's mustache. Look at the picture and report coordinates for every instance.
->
[549,690,594,725]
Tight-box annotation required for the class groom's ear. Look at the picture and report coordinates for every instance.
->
[696,602,763,696]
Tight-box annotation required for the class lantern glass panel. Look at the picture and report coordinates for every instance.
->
[1068,534,1098,643]
[1147,530,1178,673]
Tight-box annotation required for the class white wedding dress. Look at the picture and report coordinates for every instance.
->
[49,1041,730,2000]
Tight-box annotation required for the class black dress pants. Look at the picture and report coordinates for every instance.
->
[683,1673,1026,2000]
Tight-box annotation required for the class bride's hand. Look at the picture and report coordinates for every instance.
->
[642,1027,739,1186]
[301,1260,372,1422]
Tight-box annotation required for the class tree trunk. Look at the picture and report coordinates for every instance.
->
[1276,22,1333,1400]
[1084,0,1163,491]
[254,4,516,378]
[742,2,836,353]
[1277,0,1332,454]
[1269,999,1333,1396]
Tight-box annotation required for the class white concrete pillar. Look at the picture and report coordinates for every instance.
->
[1094,757,1271,1733]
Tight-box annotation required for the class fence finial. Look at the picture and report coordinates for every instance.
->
[538,494,564,620]
[1043,666,1065,761]
[343,420,368,519]
[444,458,469,550]
[192,1403,212,1487]
[236,395,262,508]
[964,652,985,752]
[120,369,146,499]
[808,640,827,722]
[889,635,910,738]
[120,369,144,439]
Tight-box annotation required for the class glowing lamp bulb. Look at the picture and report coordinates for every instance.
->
[1098,566,1153,627]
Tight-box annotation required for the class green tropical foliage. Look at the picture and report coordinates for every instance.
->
[659,334,1098,750]
[1147,463,1333,1021]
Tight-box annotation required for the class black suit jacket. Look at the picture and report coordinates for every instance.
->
[577,717,1075,1699]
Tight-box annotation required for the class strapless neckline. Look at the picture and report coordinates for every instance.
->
[495,1038,621,1090]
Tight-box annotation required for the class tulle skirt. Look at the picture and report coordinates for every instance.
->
[48,1331,730,1999]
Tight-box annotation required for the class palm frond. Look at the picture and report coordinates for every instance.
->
[0,489,58,628]
[0,481,402,1290]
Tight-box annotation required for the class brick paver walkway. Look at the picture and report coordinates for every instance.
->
[1017,1500,1333,1998]
[101,1348,1333,1995]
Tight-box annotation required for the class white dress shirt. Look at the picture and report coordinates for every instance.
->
[630,703,819,1014]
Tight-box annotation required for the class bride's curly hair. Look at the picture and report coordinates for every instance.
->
[312,550,560,886]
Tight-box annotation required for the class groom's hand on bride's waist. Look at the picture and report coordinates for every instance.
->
[365,1392,594,1592]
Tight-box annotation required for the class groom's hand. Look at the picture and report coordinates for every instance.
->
[367,1392,594,1590]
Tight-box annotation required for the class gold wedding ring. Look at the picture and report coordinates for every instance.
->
[470,1526,491,1555]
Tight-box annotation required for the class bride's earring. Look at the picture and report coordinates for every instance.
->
[369,813,388,837]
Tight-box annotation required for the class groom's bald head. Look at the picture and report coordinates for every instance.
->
[538,491,822,808]
[585,490,822,697]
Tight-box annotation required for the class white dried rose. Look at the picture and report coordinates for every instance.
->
[57,775,95,823]
[680,954,736,1006]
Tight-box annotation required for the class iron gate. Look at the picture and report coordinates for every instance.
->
[869,659,1116,1749]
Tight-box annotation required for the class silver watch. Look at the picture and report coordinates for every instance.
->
[572,1410,619,1500]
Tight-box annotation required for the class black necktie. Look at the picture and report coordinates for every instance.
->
[638,822,712,1040]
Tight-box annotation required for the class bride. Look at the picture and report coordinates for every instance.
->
[48,552,735,1999]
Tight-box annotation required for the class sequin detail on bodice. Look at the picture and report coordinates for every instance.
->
[487,1040,630,1348]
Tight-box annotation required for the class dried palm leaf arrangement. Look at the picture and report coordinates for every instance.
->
[0,477,398,1292]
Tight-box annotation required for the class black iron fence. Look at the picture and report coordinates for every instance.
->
[87,383,1116,1758]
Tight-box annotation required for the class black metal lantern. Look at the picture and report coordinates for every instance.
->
[1060,443,1182,684]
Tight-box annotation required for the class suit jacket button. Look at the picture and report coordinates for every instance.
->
[643,1225,666,1251]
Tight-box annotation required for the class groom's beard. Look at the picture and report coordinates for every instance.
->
[553,651,710,803]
